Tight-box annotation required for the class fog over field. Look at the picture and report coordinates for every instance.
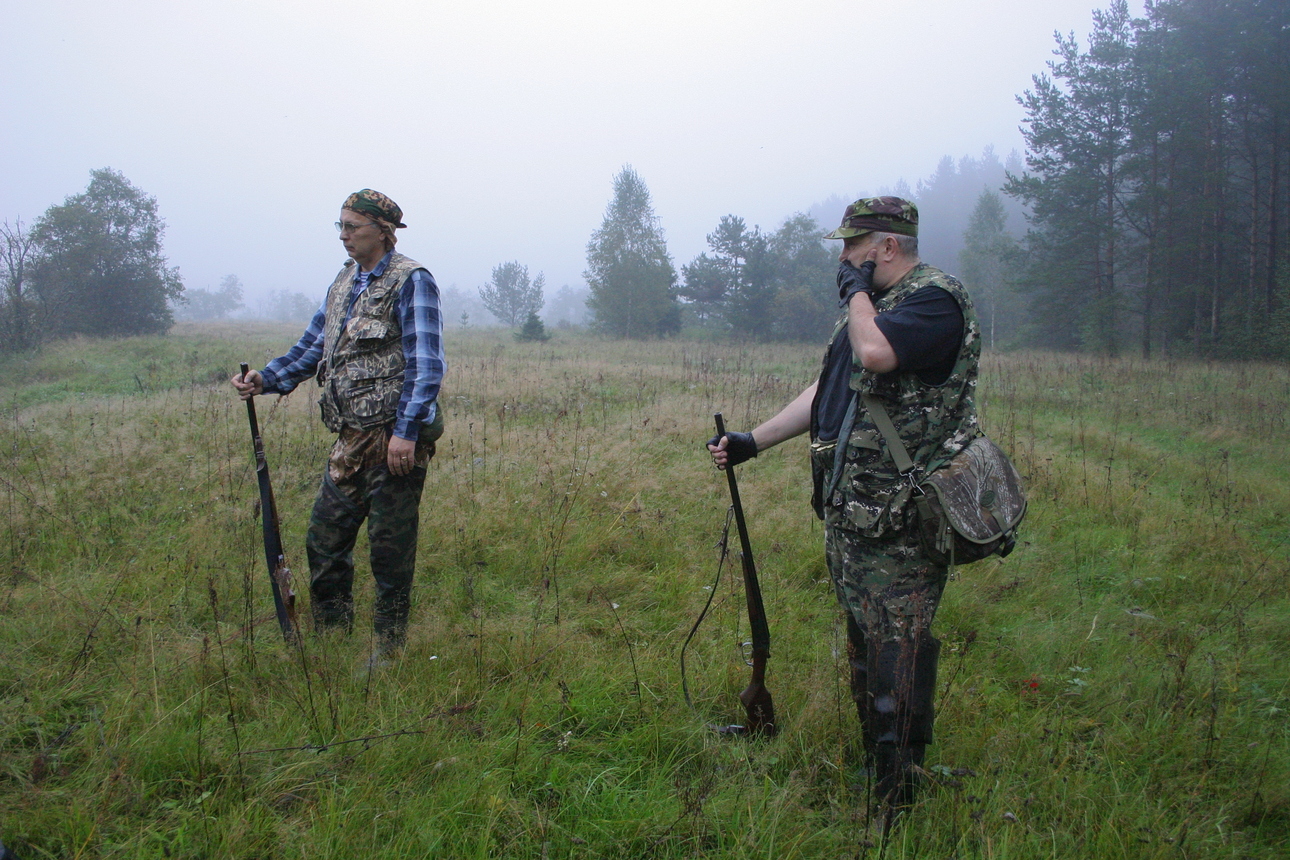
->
[2,1,1138,309]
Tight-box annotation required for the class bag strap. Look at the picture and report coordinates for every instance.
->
[862,392,962,567]
[824,394,858,503]
[861,393,941,539]
[860,394,918,476]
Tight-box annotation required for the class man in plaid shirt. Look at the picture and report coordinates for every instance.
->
[233,189,445,667]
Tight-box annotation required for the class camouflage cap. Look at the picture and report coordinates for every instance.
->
[823,196,918,240]
[342,189,407,229]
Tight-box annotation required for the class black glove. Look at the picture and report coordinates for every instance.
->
[705,430,758,468]
[837,259,877,307]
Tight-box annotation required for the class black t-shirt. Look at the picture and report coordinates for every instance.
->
[813,286,964,442]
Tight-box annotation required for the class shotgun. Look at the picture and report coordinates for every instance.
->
[241,363,299,642]
[713,412,776,737]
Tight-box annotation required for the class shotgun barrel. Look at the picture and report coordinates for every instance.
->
[714,412,776,737]
[241,363,298,642]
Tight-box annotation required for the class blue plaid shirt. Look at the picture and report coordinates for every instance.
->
[260,251,445,441]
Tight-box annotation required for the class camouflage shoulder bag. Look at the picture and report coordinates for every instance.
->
[862,394,1026,566]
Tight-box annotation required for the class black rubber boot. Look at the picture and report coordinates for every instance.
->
[845,614,877,762]
[867,629,940,813]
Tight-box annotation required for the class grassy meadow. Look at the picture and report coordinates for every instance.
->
[1,323,1288,858]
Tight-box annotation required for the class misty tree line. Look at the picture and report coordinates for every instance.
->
[1006,0,1290,358]
[8,0,1288,361]
[0,169,328,353]
[576,165,850,341]
[581,0,1290,357]
[171,274,321,324]
[577,160,1029,344]
[449,284,590,330]
[0,158,1024,353]
[172,276,317,323]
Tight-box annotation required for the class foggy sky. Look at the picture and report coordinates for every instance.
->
[1,0,1139,308]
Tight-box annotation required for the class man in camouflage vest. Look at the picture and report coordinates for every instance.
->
[232,189,446,667]
[708,197,981,820]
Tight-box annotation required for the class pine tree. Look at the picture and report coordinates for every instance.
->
[959,190,1021,350]
[1007,0,1139,354]
[712,216,774,339]
[514,311,551,342]
[678,252,728,327]
[1005,0,1290,357]
[767,214,836,342]
[914,147,1026,269]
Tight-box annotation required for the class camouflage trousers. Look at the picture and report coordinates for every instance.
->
[824,510,948,646]
[826,509,947,789]
[306,427,436,648]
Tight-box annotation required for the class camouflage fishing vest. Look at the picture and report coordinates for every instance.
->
[814,263,982,538]
[316,253,424,433]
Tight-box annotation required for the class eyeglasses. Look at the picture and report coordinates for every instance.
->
[335,220,377,234]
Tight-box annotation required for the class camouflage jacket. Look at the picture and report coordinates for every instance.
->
[317,253,425,433]
[816,263,982,537]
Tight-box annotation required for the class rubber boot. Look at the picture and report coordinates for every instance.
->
[845,614,877,763]
[867,629,940,813]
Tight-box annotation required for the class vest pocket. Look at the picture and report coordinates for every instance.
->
[847,428,882,451]
[346,372,403,422]
[825,434,909,536]
[347,317,397,347]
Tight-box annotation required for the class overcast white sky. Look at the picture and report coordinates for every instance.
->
[1,0,1136,305]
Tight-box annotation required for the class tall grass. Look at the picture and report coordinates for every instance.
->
[0,329,1287,858]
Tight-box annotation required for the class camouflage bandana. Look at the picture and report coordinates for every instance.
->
[343,189,407,229]
[824,196,918,240]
